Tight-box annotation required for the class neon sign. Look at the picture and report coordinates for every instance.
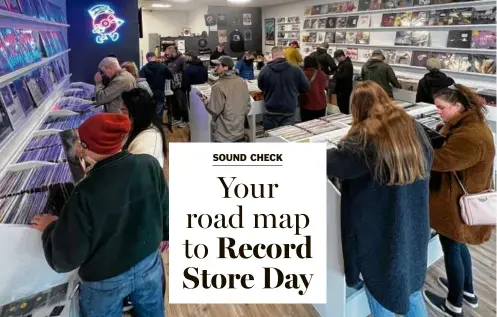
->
[88,5,125,44]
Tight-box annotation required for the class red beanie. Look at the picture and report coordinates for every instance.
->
[78,113,131,155]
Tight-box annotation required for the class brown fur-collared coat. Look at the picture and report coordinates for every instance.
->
[430,110,495,244]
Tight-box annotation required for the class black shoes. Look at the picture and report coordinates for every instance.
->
[437,277,479,309]
[423,290,464,317]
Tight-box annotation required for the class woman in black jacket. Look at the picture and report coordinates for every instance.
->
[416,58,455,104]
[327,81,433,317]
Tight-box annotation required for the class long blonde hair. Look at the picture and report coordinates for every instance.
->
[346,81,427,185]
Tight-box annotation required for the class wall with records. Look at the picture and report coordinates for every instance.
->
[262,0,496,89]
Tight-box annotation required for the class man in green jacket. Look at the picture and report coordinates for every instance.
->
[31,113,168,317]
[361,50,401,98]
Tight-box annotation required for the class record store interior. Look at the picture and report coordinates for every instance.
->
[0,0,496,316]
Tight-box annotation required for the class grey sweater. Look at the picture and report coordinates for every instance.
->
[95,70,136,113]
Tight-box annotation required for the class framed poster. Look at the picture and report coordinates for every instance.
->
[265,18,275,46]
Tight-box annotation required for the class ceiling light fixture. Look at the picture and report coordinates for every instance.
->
[227,0,251,3]
[151,3,172,8]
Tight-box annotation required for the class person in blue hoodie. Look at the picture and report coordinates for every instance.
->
[235,51,256,80]
[257,46,310,130]
[183,51,208,91]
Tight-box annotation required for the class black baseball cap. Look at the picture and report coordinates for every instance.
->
[146,52,156,59]
[212,56,234,68]
[334,50,345,58]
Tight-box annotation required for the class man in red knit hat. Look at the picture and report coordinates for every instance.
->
[31,113,169,317]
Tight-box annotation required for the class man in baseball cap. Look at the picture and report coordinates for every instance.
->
[361,49,401,98]
[31,113,169,316]
[212,55,235,69]
[310,42,337,76]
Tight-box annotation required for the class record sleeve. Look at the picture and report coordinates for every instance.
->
[394,51,412,65]
[17,0,37,17]
[59,129,86,183]
[326,17,336,29]
[0,84,25,129]
[320,4,329,14]
[381,0,398,9]
[0,0,7,10]
[397,0,414,7]
[356,32,370,44]
[346,32,357,44]
[303,19,311,29]
[308,32,317,43]
[311,19,319,29]
[369,0,382,10]
[357,15,371,28]
[317,18,327,29]
[335,32,346,44]
[383,49,397,64]
[395,31,413,46]
[324,32,335,43]
[344,1,357,12]
[469,55,496,74]
[411,11,429,26]
[446,54,471,71]
[395,12,412,26]
[317,31,326,43]
[413,0,430,5]
[471,30,496,49]
[411,31,429,46]
[435,52,454,69]
[311,5,322,15]
[447,30,472,48]
[448,8,473,25]
[304,6,312,15]
[381,13,397,26]
[428,10,449,25]
[347,15,359,28]
[358,48,372,61]
[336,17,347,28]
[471,7,496,24]
[31,0,47,20]
[5,0,21,13]
[358,0,371,11]
[13,78,34,114]
[346,48,358,60]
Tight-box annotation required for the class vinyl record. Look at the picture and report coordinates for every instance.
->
[198,38,208,48]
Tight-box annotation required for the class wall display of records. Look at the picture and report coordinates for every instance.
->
[300,0,497,78]
[276,16,301,46]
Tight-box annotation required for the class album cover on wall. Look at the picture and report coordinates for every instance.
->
[244,29,252,41]
[382,13,397,26]
[288,16,299,23]
[383,50,397,64]
[304,6,312,15]
[411,11,429,26]
[312,5,322,15]
[326,17,336,28]
[336,17,347,28]
[471,7,496,24]
[447,54,471,71]
[0,0,7,11]
[381,0,398,9]
[435,52,454,69]
[395,31,413,45]
[358,0,371,11]
[0,84,25,129]
[346,48,358,60]
[356,32,370,44]
[335,32,346,43]
[346,32,357,44]
[413,0,431,5]
[5,0,21,13]
[357,15,371,28]
[303,19,311,29]
[309,32,318,43]
[411,51,431,67]
[311,19,319,29]
[0,93,13,145]
[469,55,496,74]
[447,30,472,48]
[319,18,327,29]
[358,48,372,61]
[448,8,473,25]
[369,0,382,10]
[471,30,496,49]
[204,14,216,26]
[13,78,35,115]
[429,10,450,25]
[395,12,412,26]
[395,51,412,64]
[397,0,414,7]
[17,0,38,17]
[347,16,359,28]
[411,31,429,46]
[325,32,335,43]
[243,13,252,26]
[317,31,326,43]
[320,4,329,14]
[31,0,48,20]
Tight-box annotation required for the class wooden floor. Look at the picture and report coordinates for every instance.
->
[156,126,496,317]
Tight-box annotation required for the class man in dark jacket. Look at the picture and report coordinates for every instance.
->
[333,50,354,114]
[361,50,401,98]
[258,46,310,130]
[310,42,337,76]
[31,113,169,317]
[140,52,174,122]
[183,51,208,91]
[416,58,455,104]
[210,43,227,67]
[165,45,188,127]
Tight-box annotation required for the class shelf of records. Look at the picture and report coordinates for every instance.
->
[0,87,105,226]
[0,27,69,81]
[0,0,68,27]
[303,0,496,18]
[277,16,301,46]
[301,44,496,76]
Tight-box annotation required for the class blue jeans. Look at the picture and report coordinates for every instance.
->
[439,234,474,307]
[79,251,165,317]
[366,288,427,317]
[263,113,295,130]
[156,102,165,122]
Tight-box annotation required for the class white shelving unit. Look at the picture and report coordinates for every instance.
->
[0,4,78,310]
[304,23,496,32]
[277,16,301,46]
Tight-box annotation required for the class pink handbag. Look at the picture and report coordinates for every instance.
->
[454,172,497,226]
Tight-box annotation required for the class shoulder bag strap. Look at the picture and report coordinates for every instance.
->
[309,70,318,84]
[453,172,469,195]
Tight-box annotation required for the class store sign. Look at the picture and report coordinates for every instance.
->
[169,143,327,304]
[88,5,124,44]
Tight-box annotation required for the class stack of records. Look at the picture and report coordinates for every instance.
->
[320,113,351,123]
[396,101,413,108]
[297,120,346,135]
[266,125,306,138]
[40,109,103,130]
[417,116,443,130]
[25,134,61,151]
[255,125,265,138]
[0,191,49,224]
[53,97,95,113]
[63,88,94,100]
[16,145,67,163]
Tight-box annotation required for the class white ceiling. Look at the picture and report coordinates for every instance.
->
[139,0,299,11]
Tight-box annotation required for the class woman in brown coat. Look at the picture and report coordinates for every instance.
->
[423,84,495,317]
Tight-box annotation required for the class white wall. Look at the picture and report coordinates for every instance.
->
[139,6,209,65]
